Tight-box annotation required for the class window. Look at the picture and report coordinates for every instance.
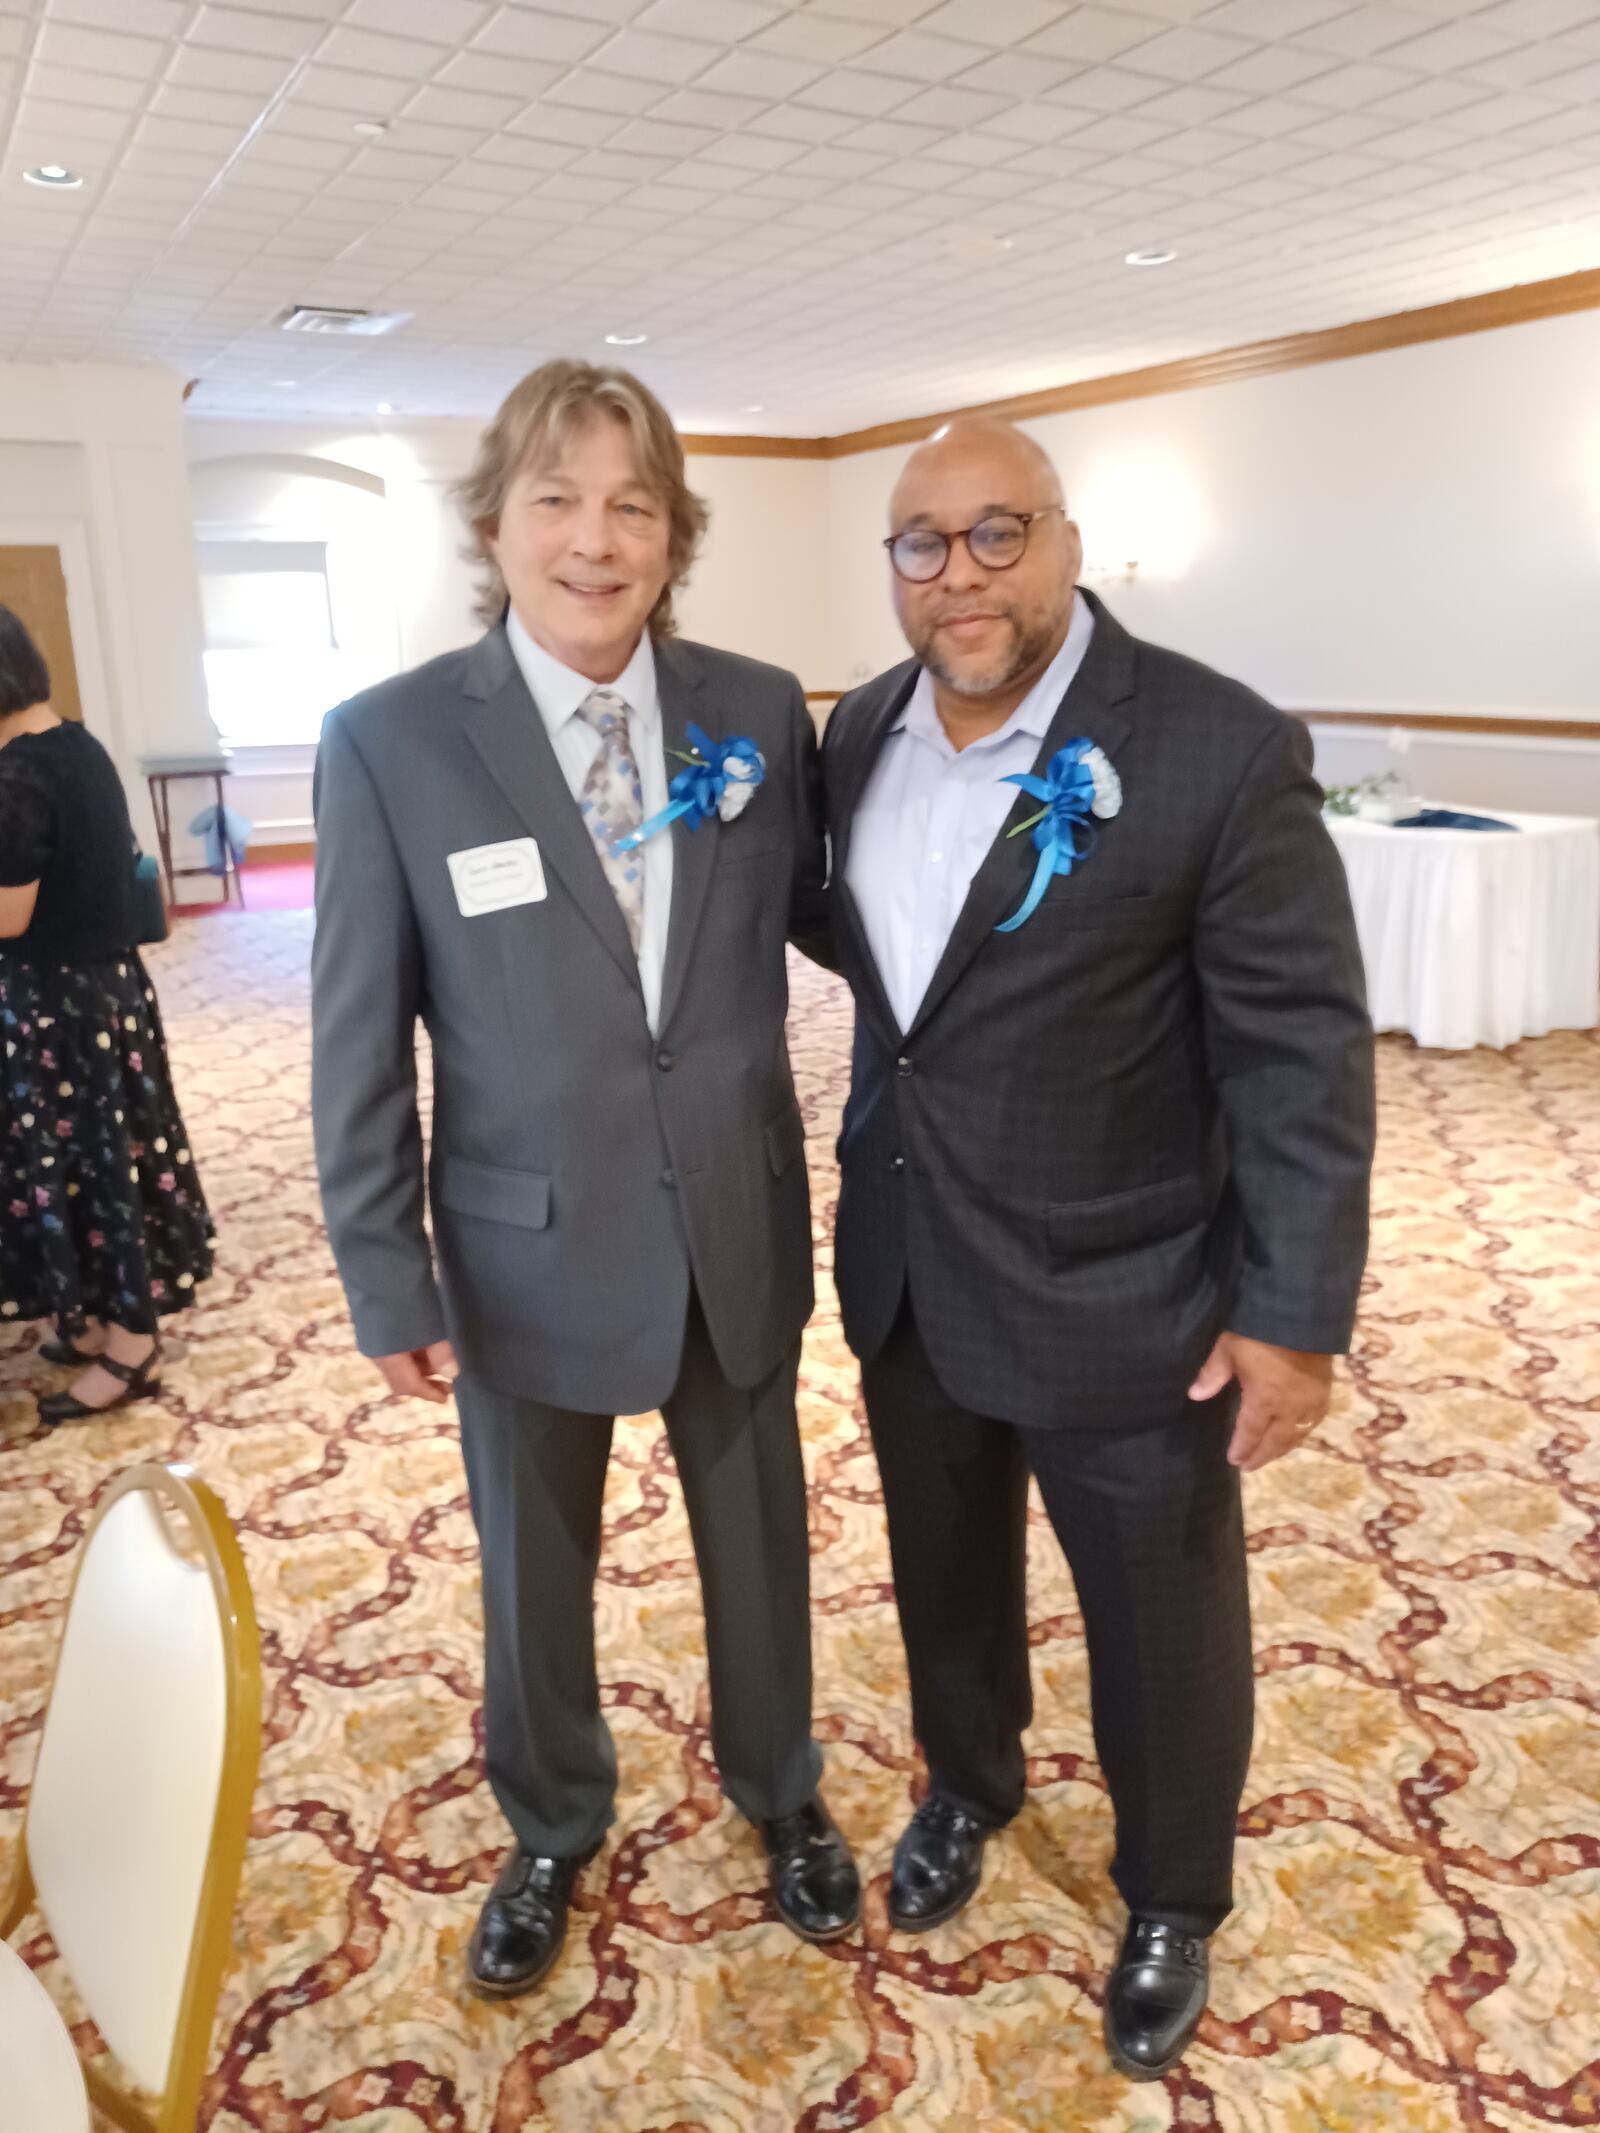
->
[198,539,386,747]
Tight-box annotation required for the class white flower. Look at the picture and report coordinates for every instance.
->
[717,749,764,823]
[1084,744,1123,821]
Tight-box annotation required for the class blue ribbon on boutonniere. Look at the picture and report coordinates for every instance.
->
[996,737,1123,933]
[616,722,766,853]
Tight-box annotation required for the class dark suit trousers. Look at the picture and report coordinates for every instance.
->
[862,1301,1254,1938]
[456,1294,823,1859]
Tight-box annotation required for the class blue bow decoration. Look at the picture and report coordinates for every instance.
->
[996,738,1104,933]
[616,723,765,852]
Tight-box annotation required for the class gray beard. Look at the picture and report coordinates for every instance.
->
[918,607,1068,698]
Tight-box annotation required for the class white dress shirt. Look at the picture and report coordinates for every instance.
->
[846,594,1096,1033]
[506,607,674,1035]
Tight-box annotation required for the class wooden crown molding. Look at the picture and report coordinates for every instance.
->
[801,699,1600,738]
[1296,710,1600,742]
[680,267,1600,464]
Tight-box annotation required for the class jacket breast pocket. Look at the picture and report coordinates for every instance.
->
[718,829,789,868]
[1028,889,1178,932]
[436,1156,551,1230]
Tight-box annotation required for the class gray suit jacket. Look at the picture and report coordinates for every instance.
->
[821,590,1376,1432]
[311,623,825,1413]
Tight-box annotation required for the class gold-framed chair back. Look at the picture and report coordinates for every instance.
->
[1,1463,261,2133]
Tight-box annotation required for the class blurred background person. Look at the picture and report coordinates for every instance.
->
[0,603,213,1423]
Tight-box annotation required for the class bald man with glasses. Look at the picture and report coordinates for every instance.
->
[818,417,1375,2079]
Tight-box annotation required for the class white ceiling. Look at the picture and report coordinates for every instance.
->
[2,0,1598,434]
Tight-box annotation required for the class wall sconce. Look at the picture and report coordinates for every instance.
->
[1080,557,1141,584]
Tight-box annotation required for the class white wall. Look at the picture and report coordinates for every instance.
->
[184,308,1600,843]
[0,363,218,851]
[824,307,1600,726]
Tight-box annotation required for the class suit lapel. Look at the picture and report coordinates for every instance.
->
[461,624,641,990]
[828,665,918,1044]
[655,636,715,1037]
[903,592,1138,1043]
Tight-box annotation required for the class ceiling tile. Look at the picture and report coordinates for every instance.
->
[345,0,491,39]
[851,30,992,83]
[471,8,609,62]
[184,7,328,61]
[36,21,167,75]
[747,12,888,61]
[633,0,781,34]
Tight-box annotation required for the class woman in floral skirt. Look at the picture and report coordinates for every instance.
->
[0,604,213,1423]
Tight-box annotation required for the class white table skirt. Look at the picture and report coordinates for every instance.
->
[1326,808,1600,1051]
[0,1939,89,2133]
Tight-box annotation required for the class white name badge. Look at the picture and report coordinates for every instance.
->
[448,838,547,917]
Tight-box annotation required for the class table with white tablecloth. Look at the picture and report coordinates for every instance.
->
[1325,808,1600,1051]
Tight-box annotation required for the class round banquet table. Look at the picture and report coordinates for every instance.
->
[1325,807,1600,1051]
[0,1936,89,2133]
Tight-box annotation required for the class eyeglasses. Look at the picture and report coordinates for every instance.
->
[884,506,1064,584]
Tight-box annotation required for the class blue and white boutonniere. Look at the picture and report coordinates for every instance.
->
[996,737,1123,933]
[617,722,766,852]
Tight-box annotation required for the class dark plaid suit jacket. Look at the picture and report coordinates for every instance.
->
[819,589,1376,1432]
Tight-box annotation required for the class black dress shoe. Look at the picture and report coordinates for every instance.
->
[1103,1919,1210,2080]
[466,1839,602,2000]
[758,1796,861,1943]
[888,1796,991,1932]
[37,1344,161,1427]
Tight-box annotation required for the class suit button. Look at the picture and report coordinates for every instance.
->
[890,1155,906,1174]
[656,1048,675,1071]
[896,1056,914,1078]
[661,1167,677,1188]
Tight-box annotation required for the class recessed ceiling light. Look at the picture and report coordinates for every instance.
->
[375,401,393,414]
[605,332,648,347]
[745,403,765,415]
[1125,247,1177,267]
[24,164,83,190]
[271,378,298,389]
[353,120,388,138]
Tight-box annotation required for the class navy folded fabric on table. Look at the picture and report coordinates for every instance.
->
[1391,809,1519,832]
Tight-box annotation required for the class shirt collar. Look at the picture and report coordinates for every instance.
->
[505,606,659,737]
[894,589,1096,754]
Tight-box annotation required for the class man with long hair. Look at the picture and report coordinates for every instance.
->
[311,361,859,1999]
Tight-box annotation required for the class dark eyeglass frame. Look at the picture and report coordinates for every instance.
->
[883,506,1065,583]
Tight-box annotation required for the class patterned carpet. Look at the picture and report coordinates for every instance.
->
[2,911,1598,2133]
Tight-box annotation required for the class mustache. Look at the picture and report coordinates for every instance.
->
[927,604,1014,626]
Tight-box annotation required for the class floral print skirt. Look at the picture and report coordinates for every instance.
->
[0,951,214,1338]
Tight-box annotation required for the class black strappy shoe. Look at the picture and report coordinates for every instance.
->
[37,1344,162,1426]
[39,1335,104,1367]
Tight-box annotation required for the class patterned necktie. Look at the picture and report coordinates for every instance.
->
[575,686,646,954]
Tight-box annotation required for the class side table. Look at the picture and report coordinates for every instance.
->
[137,754,244,909]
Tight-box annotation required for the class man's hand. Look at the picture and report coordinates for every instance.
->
[1188,1333,1334,1471]
[373,1340,459,1404]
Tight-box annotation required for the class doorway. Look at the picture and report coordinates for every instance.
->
[0,545,84,722]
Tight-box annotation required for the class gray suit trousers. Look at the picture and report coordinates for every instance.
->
[456,1295,823,1858]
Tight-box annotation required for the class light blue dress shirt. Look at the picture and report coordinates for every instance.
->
[506,607,674,1035]
[846,594,1096,1034]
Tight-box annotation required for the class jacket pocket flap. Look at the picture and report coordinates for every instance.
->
[1046,1175,1206,1260]
[438,1157,551,1230]
[765,1104,807,1177]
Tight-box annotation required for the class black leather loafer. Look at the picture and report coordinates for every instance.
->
[466,1839,602,2000]
[759,1796,861,1943]
[1104,1918,1210,2080]
[887,1796,991,1932]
